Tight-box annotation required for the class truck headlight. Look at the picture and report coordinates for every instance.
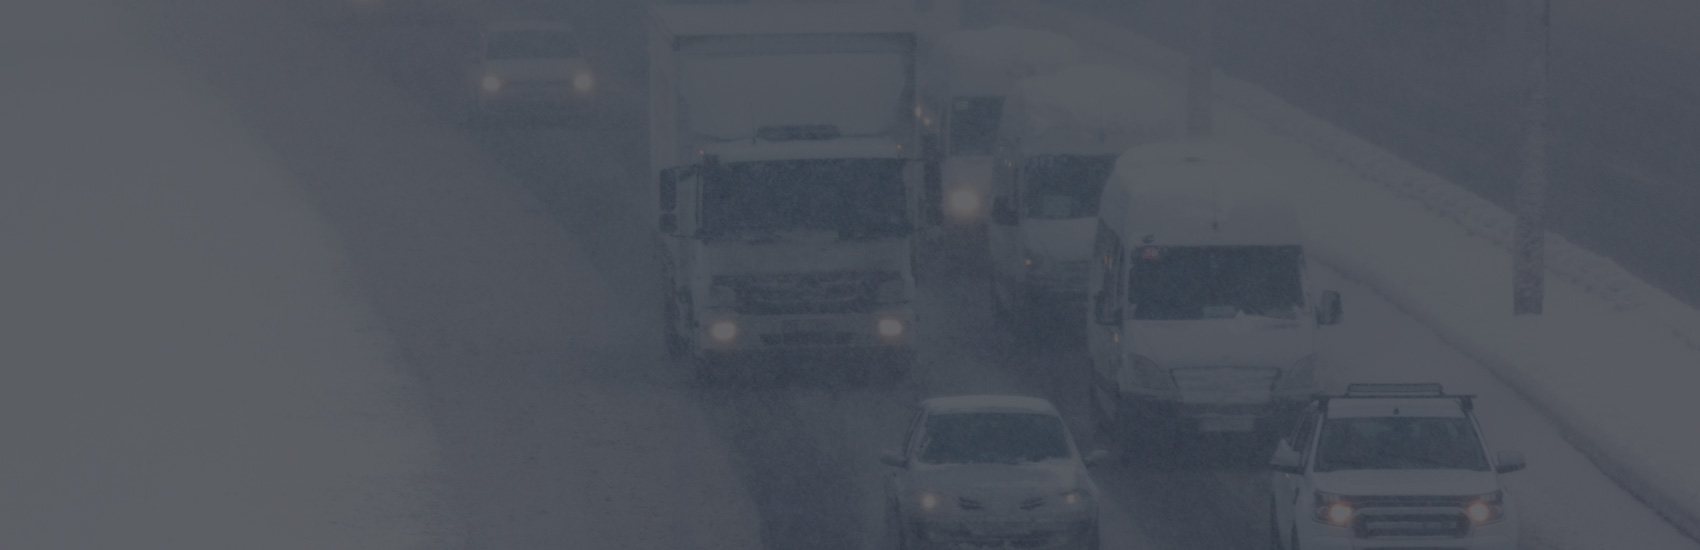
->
[480,75,502,93]
[946,187,981,217]
[1465,491,1505,524]
[1279,354,1319,390]
[1313,491,1353,526]
[1122,354,1174,390]
[709,319,738,343]
[572,72,595,93]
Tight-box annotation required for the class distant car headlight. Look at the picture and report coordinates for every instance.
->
[709,319,738,343]
[877,317,905,338]
[1465,491,1506,524]
[572,72,595,93]
[480,75,502,93]
[1313,491,1353,526]
[1279,354,1319,390]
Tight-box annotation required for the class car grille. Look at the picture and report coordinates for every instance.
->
[722,270,892,315]
[1171,367,1279,405]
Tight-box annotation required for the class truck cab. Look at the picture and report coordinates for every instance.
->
[987,64,1178,333]
[648,5,922,381]
[1085,139,1342,443]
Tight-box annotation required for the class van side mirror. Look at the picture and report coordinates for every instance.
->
[1270,447,1305,475]
[1495,450,1526,474]
[1317,290,1343,326]
[991,196,1019,226]
[1093,292,1121,326]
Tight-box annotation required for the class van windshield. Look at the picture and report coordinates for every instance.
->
[1022,154,1118,219]
[948,96,1003,156]
[700,159,911,241]
[1128,246,1304,320]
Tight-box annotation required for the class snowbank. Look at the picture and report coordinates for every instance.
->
[0,0,454,547]
[1008,64,1182,153]
[1000,0,1700,538]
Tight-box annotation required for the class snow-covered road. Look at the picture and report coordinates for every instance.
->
[20,0,1696,547]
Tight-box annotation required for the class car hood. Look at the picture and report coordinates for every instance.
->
[1311,469,1500,497]
[1125,315,1314,368]
[908,461,1091,497]
[695,236,909,277]
[481,58,590,81]
[1021,217,1096,265]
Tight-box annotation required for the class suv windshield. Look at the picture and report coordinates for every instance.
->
[485,30,580,60]
[701,159,910,240]
[948,96,1003,156]
[1022,154,1118,219]
[918,412,1070,465]
[1128,245,1304,320]
[1314,416,1491,472]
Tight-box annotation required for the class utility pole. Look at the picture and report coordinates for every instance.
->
[1512,0,1551,315]
[1186,0,1215,138]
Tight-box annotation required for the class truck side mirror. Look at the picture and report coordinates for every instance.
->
[1093,291,1121,326]
[1270,447,1305,475]
[1317,290,1343,326]
[991,196,1019,226]
[1495,450,1526,474]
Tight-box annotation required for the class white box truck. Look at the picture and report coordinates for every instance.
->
[917,26,1081,232]
[1084,139,1342,447]
[986,64,1179,333]
[649,4,923,381]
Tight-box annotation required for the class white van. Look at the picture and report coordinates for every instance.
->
[918,26,1080,229]
[987,64,1178,328]
[1084,139,1342,442]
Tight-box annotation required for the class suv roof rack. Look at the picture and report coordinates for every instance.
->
[1316,383,1475,413]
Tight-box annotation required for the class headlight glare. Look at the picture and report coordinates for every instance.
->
[573,72,595,93]
[1313,491,1353,526]
[946,188,981,216]
[480,75,502,93]
[709,319,738,343]
[877,317,905,338]
[1466,491,1505,524]
[918,491,942,512]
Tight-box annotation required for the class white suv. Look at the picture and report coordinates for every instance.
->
[881,395,1109,550]
[1268,384,1525,550]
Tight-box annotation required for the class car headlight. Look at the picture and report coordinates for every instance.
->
[1279,354,1319,390]
[1313,491,1353,526]
[572,72,595,93]
[1465,491,1506,524]
[708,319,738,343]
[1121,354,1175,390]
[480,75,502,93]
[877,317,905,338]
[917,491,943,512]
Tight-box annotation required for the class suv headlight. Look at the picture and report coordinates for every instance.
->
[1313,491,1353,526]
[1120,355,1175,390]
[917,491,944,512]
[1279,354,1319,390]
[480,74,502,93]
[1465,491,1506,524]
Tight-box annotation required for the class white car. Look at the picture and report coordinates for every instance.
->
[881,395,1108,550]
[464,20,597,121]
[1268,384,1525,550]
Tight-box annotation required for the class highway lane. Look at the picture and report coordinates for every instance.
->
[107,1,1696,549]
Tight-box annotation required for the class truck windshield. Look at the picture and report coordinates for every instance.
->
[918,412,1071,465]
[1314,416,1491,472]
[701,159,909,240]
[1128,246,1304,320]
[948,96,1003,156]
[485,31,581,60]
[1022,154,1118,219]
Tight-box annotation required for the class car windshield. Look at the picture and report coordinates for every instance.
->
[1022,154,1118,219]
[700,159,910,241]
[1313,416,1491,472]
[1128,246,1304,320]
[948,96,1003,156]
[485,30,580,60]
[918,412,1071,465]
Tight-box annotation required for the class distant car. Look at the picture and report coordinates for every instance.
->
[1268,383,1525,550]
[464,19,597,122]
[881,395,1108,550]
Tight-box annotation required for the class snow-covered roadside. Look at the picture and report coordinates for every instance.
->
[0,0,455,547]
[1001,0,1700,541]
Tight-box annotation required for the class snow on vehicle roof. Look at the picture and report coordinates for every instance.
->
[650,4,913,38]
[701,137,909,163]
[1006,64,1180,154]
[1327,398,1468,419]
[1098,138,1304,246]
[933,26,1081,93]
[484,19,575,33]
[922,395,1059,415]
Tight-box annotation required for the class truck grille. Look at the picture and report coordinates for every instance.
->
[722,270,893,315]
[1171,367,1279,405]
